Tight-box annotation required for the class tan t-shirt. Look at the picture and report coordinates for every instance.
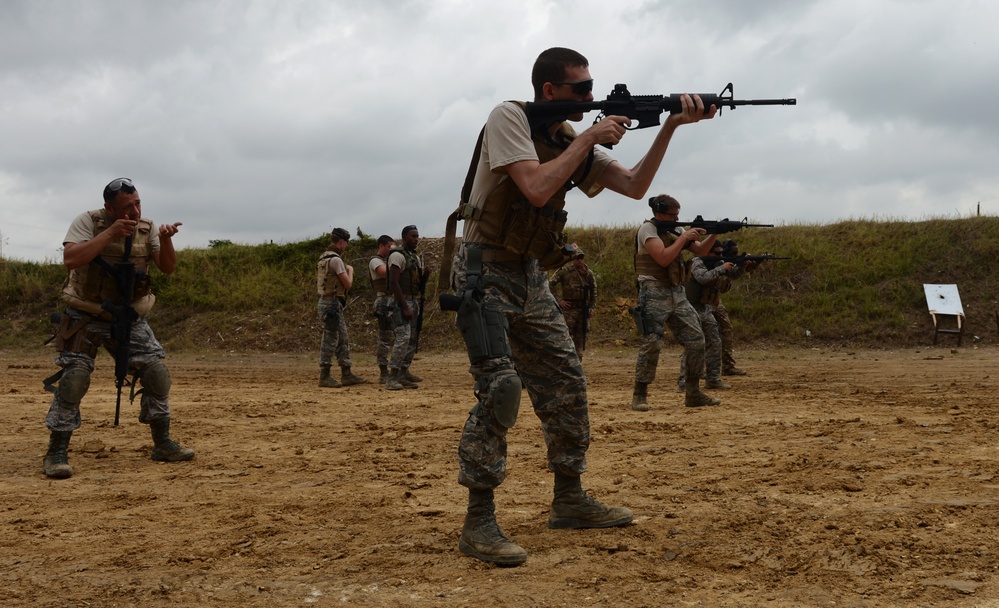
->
[462,101,615,243]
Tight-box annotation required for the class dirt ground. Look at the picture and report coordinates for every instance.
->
[2,344,998,607]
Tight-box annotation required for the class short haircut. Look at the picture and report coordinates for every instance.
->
[377,234,395,246]
[102,178,136,204]
[401,225,418,237]
[532,47,588,101]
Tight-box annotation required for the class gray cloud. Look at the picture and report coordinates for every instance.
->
[2,0,997,262]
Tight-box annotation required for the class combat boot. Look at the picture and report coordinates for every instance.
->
[723,367,747,376]
[703,378,732,390]
[149,418,196,462]
[631,382,649,412]
[42,430,73,479]
[401,368,423,383]
[549,472,633,529]
[458,488,527,566]
[319,365,341,388]
[378,365,389,384]
[340,366,369,386]
[684,382,721,408]
[393,367,418,389]
[385,369,404,391]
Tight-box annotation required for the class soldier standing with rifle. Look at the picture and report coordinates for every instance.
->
[385,225,431,391]
[443,47,716,567]
[41,177,193,479]
[549,249,596,360]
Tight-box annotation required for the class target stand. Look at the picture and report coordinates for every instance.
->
[923,284,964,346]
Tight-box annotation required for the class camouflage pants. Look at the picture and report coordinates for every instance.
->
[561,306,588,355]
[453,248,589,490]
[45,307,170,432]
[388,295,419,371]
[633,281,705,387]
[372,295,394,367]
[318,297,351,369]
[713,301,738,371]
[678,304,723,386]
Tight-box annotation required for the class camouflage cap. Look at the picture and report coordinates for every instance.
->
[571,249,585,259]
[331,227,351,242]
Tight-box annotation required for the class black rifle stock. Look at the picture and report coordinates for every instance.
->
[525,82,795,147]
[95,235,138,426]
[657,215,774,236]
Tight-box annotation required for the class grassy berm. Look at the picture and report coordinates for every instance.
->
[3,217,998,354]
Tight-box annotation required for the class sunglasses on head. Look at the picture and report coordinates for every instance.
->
[105,177,134,192]
[551,79,593,96]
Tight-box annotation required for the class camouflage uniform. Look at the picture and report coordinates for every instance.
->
[677,256,741,386]
[713,302,738,373]
[46,307,170,431]
[318,296,352,369]
[549,263,596,355]
[387,247,423,374]
[369,254,394,371]
[453,245,589,488]
[632,222,706,389]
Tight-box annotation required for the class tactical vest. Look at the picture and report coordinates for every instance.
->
[317,250,345,298]
[62,210,155,316]
[454,103,600,270]
[369,255,388,294]
[634,220,688,287]
[557,267,592,302]
[390,247,422,295]
[685,258,732,306]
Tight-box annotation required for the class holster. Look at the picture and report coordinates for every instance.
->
[46,312,97,356]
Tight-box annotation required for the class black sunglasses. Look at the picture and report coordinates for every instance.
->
[550,79,593,96]
[105,177,134,192]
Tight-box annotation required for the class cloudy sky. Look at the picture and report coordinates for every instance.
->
[2,0,997,262]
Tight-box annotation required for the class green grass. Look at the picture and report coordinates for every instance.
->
[4,217,998,353]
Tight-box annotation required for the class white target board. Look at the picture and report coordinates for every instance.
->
[923,284,964,316]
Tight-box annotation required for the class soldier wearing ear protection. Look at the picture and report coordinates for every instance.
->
[630,194,723,411]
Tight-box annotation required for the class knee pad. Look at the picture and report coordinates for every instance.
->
[140,362,172,398]
[57,368,91,403]
[479,372,523,429]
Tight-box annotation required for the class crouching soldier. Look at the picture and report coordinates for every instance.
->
[42,177,194,479]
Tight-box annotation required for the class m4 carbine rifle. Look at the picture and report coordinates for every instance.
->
[525,82,796,147]
[720,253,790,265]
[93,234,140,426]
[657,215,774,236]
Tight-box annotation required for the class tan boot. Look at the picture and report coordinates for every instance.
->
[340,367,369,386]
[549,473,633,529]
[631,382,649,412]
[150,418,195,462]
[401,368,423,383]
[385,369,404,391]
[42,430,74,479]
[318,366,340,388]
[458,489,527,566]
[685,384,721,408]
[703,378,731,390]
